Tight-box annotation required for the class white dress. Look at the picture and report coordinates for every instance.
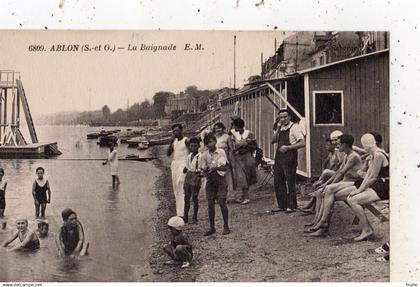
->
[171,137,189,216]
[108,150,118,175]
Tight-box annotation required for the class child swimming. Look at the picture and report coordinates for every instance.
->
[56,208,89,257]
[1,218,40,251]
[37,221,49,238]
[0,168,7,217]
[163,216,192,268]
[32,167,52,218]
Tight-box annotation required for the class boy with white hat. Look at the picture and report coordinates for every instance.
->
[163,216,193,268]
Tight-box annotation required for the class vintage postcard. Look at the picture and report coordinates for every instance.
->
[0,30,390,282]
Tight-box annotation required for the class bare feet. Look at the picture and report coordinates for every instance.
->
[353,229,374,241]
[308,227,329,237]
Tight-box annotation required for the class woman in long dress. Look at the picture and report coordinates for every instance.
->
[230,118,257,205]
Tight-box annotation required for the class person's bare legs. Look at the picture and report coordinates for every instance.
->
[348,188,380,241]
[313,182,354,229]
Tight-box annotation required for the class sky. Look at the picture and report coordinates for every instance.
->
[0,30,292,116]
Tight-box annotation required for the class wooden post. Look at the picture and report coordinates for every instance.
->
[4,88,7,127]
[16,85,20,129]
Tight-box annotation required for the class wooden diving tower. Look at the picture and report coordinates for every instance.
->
[0,70,61,158]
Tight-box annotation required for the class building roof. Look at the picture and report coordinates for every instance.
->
[221,49,389,103]
[297,49,388,74]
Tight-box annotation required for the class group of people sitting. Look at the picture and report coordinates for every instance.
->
[301,130,389,243]
[0,166,89,257]
[163,110,390,267]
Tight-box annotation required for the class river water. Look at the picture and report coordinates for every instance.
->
[0,126,159,282]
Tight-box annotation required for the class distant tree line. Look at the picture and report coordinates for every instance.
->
[35,86,220,126]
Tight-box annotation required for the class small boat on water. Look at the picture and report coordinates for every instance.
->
[87,129,121,139]
[137,140,149,150]
[117,129,145,143]
[126,136,147,148]
[97,135,118,147]
[148,136,172,146]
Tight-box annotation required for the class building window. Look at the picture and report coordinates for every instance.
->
[319,55,325,65]
[313,91,344,126]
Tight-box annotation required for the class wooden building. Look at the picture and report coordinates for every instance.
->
[220,49,389,177]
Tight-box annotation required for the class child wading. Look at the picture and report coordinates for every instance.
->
[0,168,8,217]
[183,137,203,224]
[56,208,89,257]
[163,216,192,268]
[201,133,230,236]
[2,218,40,251]
[32,167,52,218]
[103,143,120,188]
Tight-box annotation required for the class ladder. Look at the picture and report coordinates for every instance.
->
[16,79,38,143]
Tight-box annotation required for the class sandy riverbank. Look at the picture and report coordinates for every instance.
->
[148,145,389,282]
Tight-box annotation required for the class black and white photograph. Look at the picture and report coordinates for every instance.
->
[0,29,391,282]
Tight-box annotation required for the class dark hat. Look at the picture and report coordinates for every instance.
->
[61,208,76,221]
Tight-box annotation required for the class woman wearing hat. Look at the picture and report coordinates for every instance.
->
[347,133,389,241]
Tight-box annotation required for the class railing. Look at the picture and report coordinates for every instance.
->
[0,71,20,88]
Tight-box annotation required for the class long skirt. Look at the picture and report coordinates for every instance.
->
[232,152,257,189]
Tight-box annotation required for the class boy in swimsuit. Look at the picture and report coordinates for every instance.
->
[32,167,51,218]
[0,168,8,217]
[1,218,40,251]
[56,208,89,257]
[163,216,193,268]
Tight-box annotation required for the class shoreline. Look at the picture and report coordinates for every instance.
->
[148,145,389,282]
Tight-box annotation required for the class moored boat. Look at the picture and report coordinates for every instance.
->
[137,140,149,150]
[127,136,147,148]
[148,136,172,146]
[97,135,118,147]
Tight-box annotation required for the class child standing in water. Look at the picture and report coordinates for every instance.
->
[56,208,89,257]
[103,143,120,188]
[0,168,8,217]
[1,218,40,251]
[32,167,51,218]
[163,216,192,268]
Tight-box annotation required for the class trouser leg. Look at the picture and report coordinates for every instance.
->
[273,159,287,210]
[208,199,215,229]
[192,187,199,220]
[183,185,192,222]
[284,162,297,209]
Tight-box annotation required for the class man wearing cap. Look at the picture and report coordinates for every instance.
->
[271,109,305,213]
